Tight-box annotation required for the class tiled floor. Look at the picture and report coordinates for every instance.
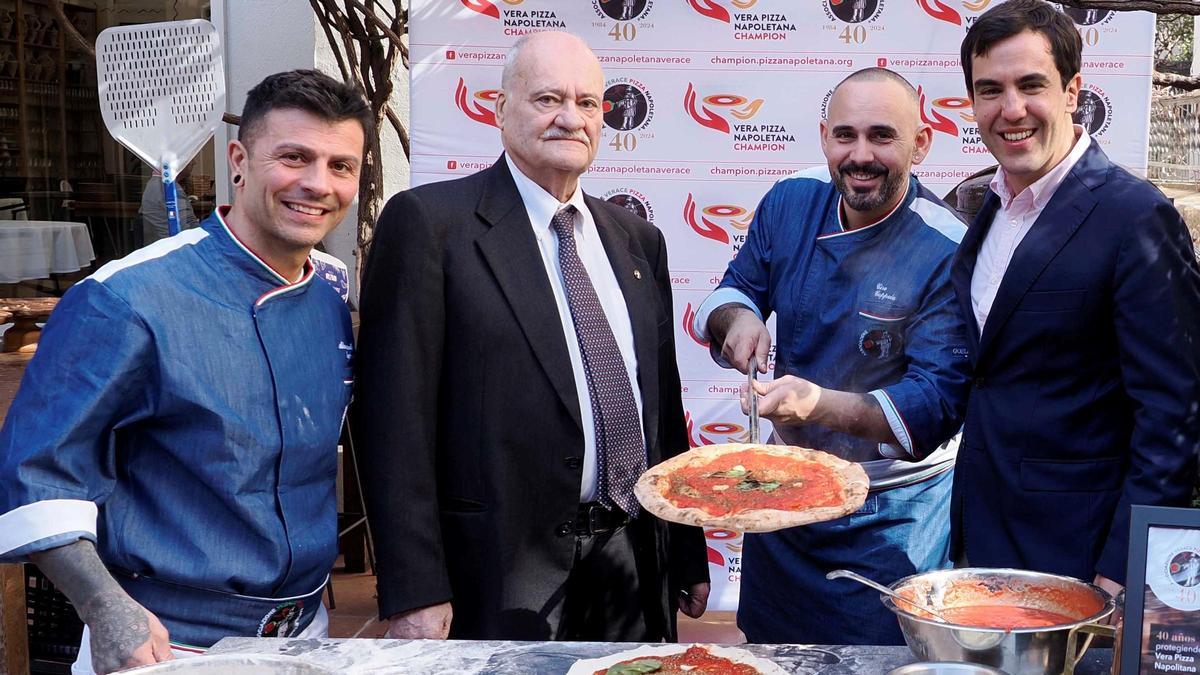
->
[324,559,745,643]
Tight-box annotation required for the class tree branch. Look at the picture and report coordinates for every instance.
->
[1057,0,1200,14]
[49,1,94,59]
[1155,70,1200,91]
[385,105,410,158]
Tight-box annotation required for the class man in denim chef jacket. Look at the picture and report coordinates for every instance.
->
[0,70,370,674]
[693,68,972,644]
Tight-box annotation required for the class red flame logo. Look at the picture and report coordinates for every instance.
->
[461,0,500,19]
[684,84,731,134]
[688,0,731,22]
[707,546,726,566]
[685,193,731,244]
[682,303,711,348]
[917,86,958,137]
[917,0,961,25]
[455,78,499,128]
[685,411,718,448]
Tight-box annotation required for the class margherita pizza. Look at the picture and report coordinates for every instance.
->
[566,644,788,675]
[634,443,869,532]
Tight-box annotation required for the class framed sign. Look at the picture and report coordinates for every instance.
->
[1121,505,1200,674]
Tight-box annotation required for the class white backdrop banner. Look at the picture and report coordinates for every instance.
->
[409,0,1155,611]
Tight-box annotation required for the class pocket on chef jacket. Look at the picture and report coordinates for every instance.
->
[855,302,911,361]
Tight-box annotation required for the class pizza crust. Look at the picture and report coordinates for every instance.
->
[565,643,790,675]
[634,443,869,533]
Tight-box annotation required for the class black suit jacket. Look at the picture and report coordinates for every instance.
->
[949,141,1200,583]
[353,158,708,640]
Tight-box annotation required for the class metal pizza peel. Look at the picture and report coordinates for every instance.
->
[96,20,225,237]
[747,355,760,444]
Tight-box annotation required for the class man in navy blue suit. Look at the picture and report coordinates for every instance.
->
[951,0,1200,599]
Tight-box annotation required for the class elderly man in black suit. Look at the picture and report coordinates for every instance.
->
[353,31,709,642]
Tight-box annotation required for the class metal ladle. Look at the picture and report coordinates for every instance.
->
[826,569,952,624]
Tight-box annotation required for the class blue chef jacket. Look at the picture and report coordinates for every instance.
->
[697,166,971,483]
[0,209,353,647]
[694,166,972,644]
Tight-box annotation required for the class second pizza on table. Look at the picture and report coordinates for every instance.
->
[634,443,869,532]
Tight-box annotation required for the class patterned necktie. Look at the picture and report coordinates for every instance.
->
[551,205,645,515]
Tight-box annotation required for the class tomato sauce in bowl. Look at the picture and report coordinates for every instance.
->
[940,605,1078,630]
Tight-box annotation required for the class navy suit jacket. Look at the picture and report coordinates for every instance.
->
[950,141,1200,583]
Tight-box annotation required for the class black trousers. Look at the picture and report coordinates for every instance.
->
[555,524,656,642]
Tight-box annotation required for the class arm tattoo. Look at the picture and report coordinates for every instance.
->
[31,540,152,673]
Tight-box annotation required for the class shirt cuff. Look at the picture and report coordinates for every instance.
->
[0,499,98,557]
[869,390,914,457]
[694,287,761,342]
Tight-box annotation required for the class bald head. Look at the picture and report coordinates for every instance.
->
[502,32,600,91]
[819,67,932,228]
[829,67,919,117]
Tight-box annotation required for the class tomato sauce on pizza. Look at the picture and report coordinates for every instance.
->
[593,645,760,675]
[665,449,841,516]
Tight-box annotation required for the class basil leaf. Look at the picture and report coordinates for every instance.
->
[758,481,781,492]
[707,469,747,479]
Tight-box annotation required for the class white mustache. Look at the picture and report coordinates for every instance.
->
[541,129,589,143]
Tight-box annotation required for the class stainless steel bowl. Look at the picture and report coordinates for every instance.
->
[883,568,1115,675]
[889,663,1007,675]
[122,654,336,674]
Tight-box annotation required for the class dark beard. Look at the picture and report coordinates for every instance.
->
[833,161,905,214]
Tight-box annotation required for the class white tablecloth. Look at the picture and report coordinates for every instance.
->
[0,220,96,283]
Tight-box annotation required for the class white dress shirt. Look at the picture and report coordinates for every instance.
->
[505,155,645,502]
[971,126,1091,332]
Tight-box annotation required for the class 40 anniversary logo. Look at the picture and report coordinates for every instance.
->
[821,0,886,45]
[454,78,499,128]
[683,193,754,251]
[687,0,798,42]
[684,84,793,153]
[590,0,655,42]
[602,77,655,152]
[459,0,565,35]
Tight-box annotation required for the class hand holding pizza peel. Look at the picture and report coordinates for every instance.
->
[635,355,868,533]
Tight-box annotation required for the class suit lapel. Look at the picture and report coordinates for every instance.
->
[953,193,997,357]
[476,160,583,432]
[588,195,661,454]
[976,161,1099,358]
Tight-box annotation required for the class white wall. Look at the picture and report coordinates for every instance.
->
[212,0,411,303]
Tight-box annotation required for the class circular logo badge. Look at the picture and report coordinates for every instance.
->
[603,187,654,223]
[596,0,650,21]
[1061,6,1112,26]
[858,328,900,359]
[1170,551,1200,588]
[257,600,304,638]
[1073,87,1110,137]
[827,0,880,24]
[604,82,651,131]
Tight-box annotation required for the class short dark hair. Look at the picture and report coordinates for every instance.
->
[238,69,374,149]
[959,0,1081,95]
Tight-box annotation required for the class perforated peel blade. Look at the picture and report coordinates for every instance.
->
[96,20,224,235]
[96,19,225,173]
